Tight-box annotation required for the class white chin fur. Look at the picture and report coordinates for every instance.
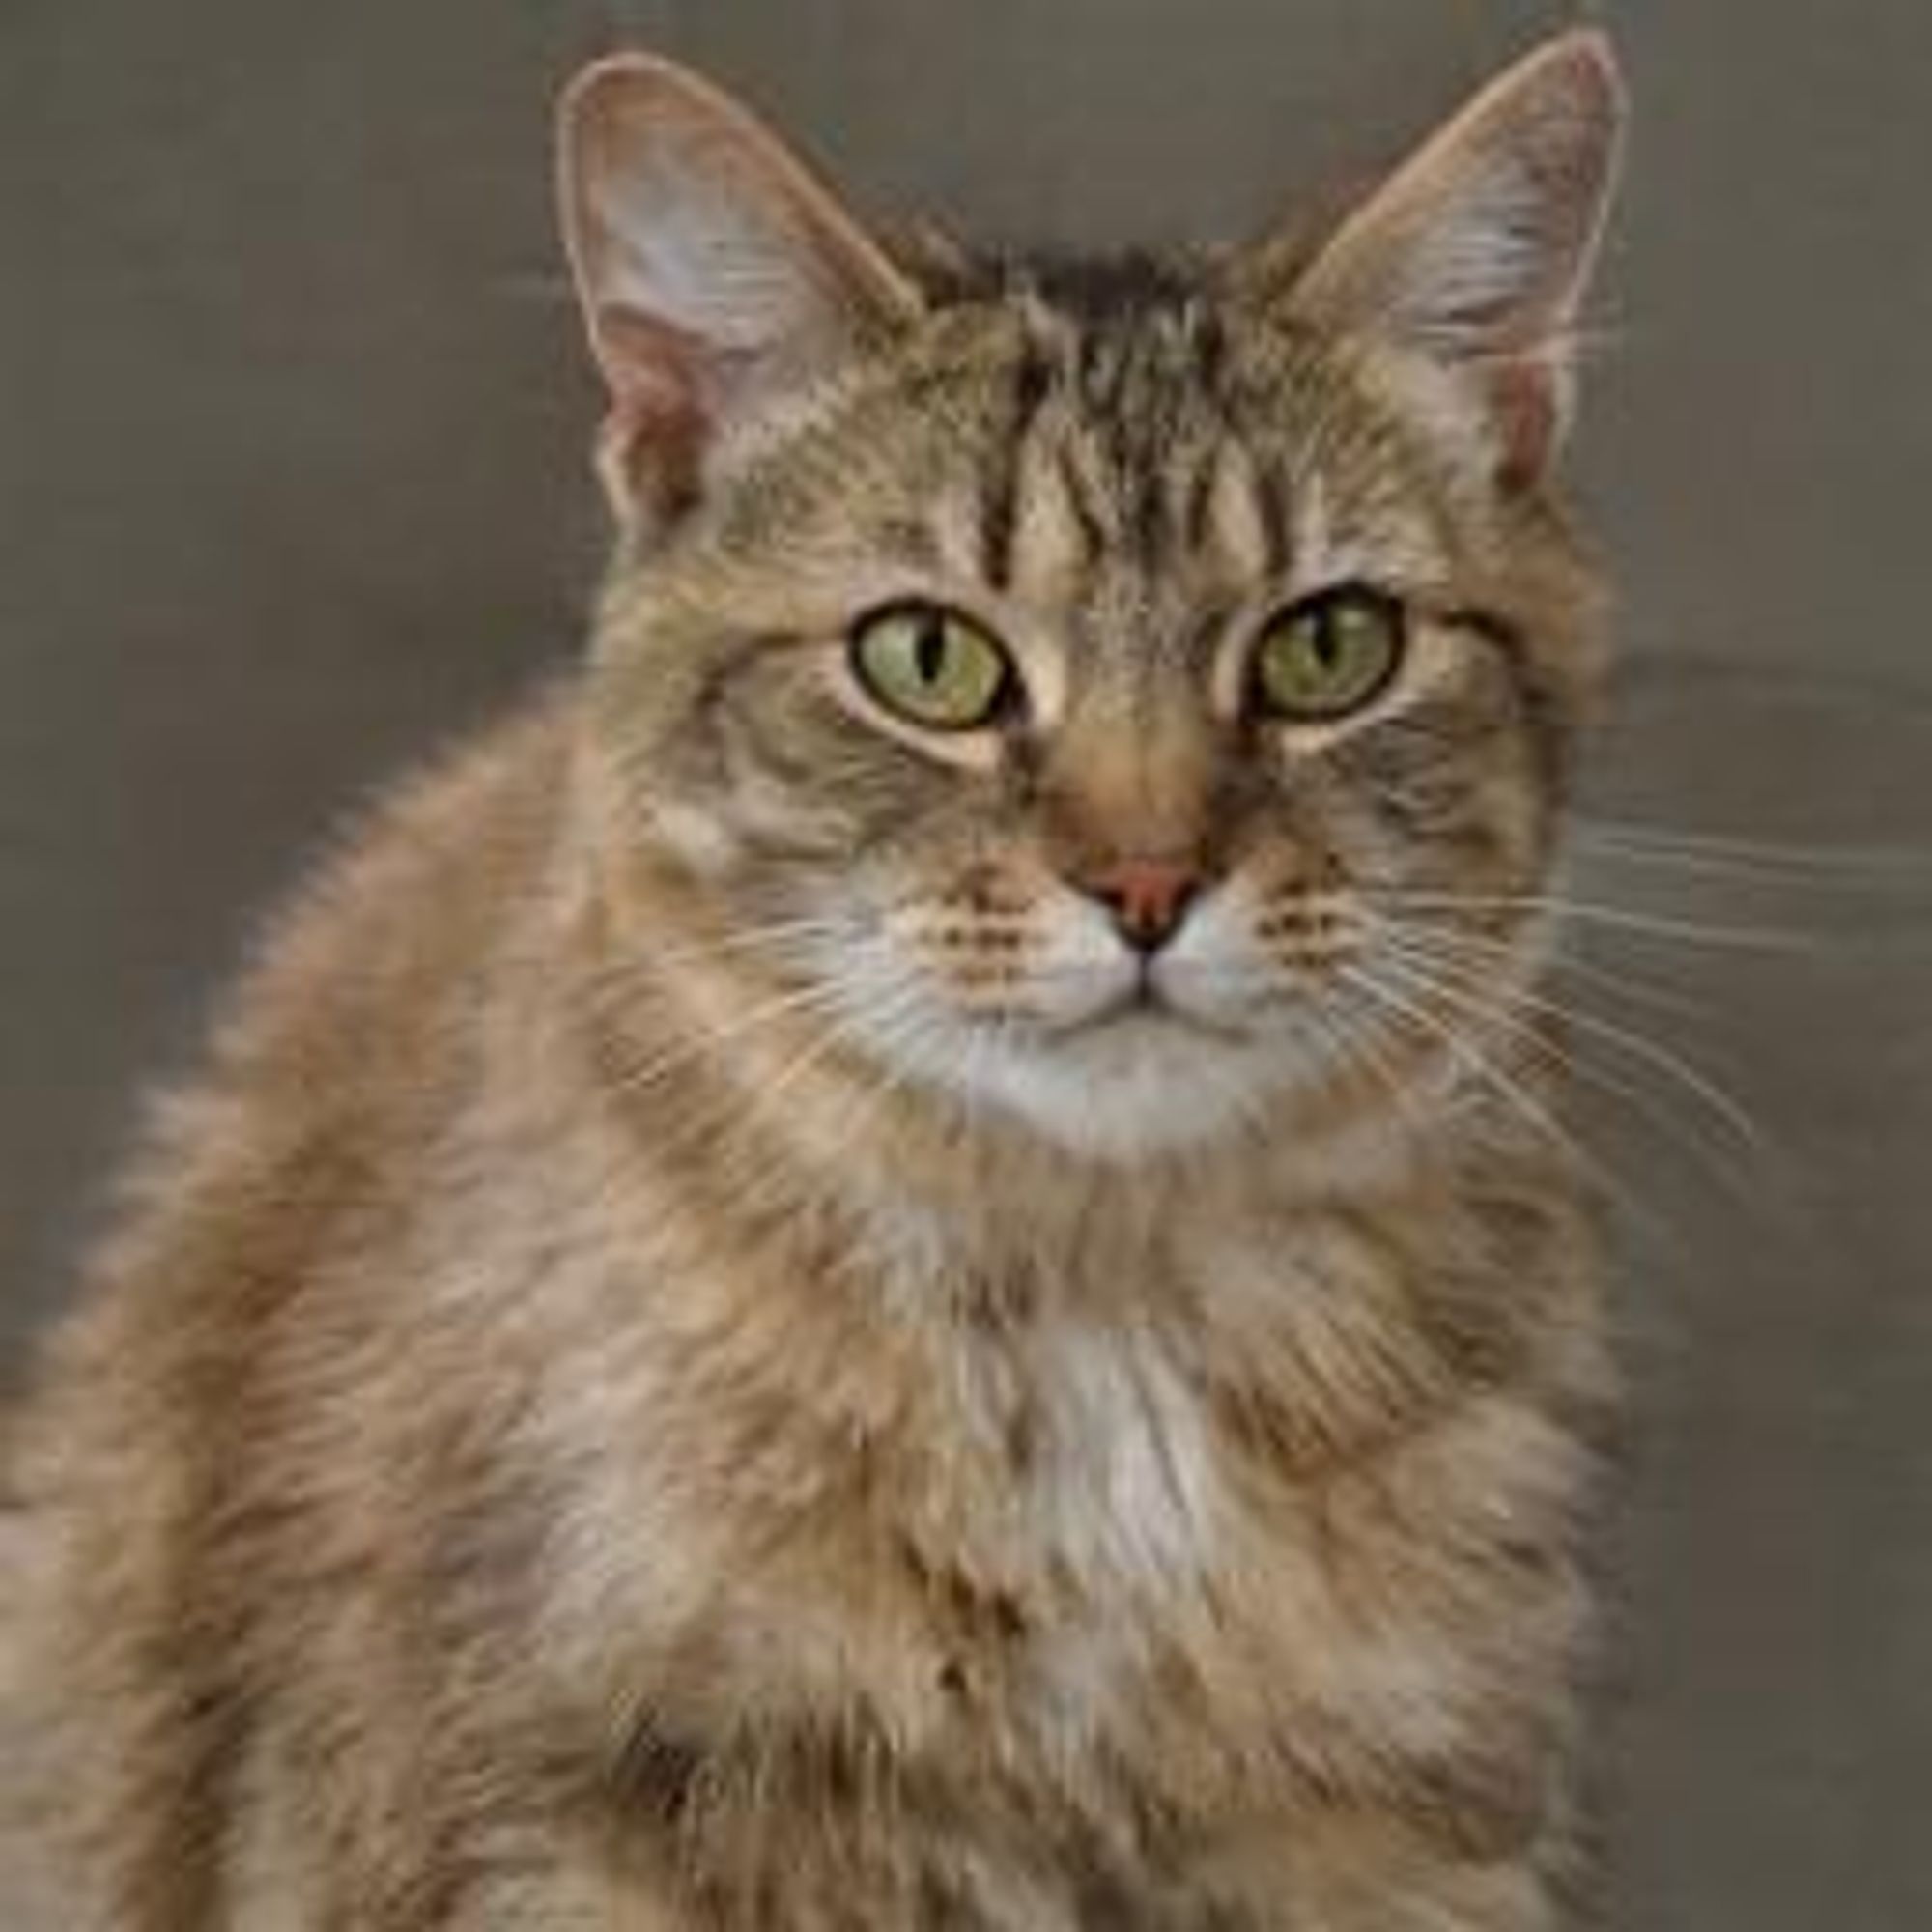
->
[815,919,1319,1162]
[877,1009,1303,1162]
[980,1025,1288,1158]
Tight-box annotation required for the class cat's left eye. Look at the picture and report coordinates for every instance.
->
[847,602,1015,732]
[1251,586,1406,723]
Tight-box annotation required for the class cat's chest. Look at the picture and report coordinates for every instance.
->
[575,1208,1577,1895]
[863,1267,1293,1770]
[902,1211,1396,1621]
[701,1295,1284,1857]
[841,1215,1554,1790]
[949,1307,1226,1605]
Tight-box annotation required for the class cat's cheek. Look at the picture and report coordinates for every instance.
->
[643,799,743,879]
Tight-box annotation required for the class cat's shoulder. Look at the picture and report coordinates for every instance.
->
[208,679,583,1064]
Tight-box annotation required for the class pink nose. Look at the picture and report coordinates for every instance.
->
[1082,857,1201,953]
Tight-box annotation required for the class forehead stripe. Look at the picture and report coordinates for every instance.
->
[977,344,1056,593]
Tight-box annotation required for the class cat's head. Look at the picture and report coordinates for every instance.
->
[558,35,1624,1162]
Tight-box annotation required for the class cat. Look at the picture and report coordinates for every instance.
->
[1,28,1626,1931]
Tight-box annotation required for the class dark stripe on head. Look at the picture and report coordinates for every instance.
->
[1181,446,1221,557]
[1051,439,1109,564]
[978,344,1055,592]
[1010,247,1198,324]
[1125,424,1169,570]
[1190,304,1229,396]
[1247,442,1293,579]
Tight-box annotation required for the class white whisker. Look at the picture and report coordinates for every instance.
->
[601,980,854,1103]
[1333,961,1589,1178]
[1358,906,1704,1018]
[1367,922,1760,1152]
[1573,816,1932,887]
[637,915,848,975]
[1366,889,1818,952]
[1302,993,1434,1148]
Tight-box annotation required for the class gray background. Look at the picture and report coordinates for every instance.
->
[3,1,1928,1924]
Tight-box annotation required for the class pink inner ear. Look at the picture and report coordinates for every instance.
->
[592,307,713,527]
[1490,357,1562,494]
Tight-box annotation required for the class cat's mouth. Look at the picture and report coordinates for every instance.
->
[1052,975,1250,1047]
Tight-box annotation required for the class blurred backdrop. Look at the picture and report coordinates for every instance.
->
[3,2,1928,1924]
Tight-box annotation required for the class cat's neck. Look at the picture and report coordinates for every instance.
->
[589,953,1468,1301]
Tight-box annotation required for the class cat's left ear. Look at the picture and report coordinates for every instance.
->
[1241,30,1626,489]
[557,54,923,532]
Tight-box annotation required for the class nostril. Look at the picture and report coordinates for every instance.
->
[1084,858,1202,953]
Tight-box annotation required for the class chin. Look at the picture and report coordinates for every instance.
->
[930,1011,1303,1163]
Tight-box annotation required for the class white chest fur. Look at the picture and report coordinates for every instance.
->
[1016,1316,1222,1599]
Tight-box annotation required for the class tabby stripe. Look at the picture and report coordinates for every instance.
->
[978,346,1055,592]
[1049,440,1109,569]
[1246,440,1293,578]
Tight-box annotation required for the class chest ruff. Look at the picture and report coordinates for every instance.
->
[568,1195,1604,1920]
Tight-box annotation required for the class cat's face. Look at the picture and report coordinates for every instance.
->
[562,41,1620,1160]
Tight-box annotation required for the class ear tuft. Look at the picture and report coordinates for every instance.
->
[1251,31,1626,486]
[556,55,921,531]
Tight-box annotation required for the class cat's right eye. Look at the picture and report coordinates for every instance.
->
[847,602,1016,733]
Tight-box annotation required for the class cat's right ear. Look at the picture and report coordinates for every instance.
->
[556,55,922,533]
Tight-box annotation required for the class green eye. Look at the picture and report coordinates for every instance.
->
[1253,586,1406,721]
[848,602,1014,731]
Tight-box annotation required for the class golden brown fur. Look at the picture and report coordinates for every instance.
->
[3,34,1626,1930]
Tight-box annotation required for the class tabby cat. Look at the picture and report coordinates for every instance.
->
[2,29,1627,1930]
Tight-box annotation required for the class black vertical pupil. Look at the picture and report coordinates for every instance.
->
[1309,611,1343,668]
[914,614,950,684]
